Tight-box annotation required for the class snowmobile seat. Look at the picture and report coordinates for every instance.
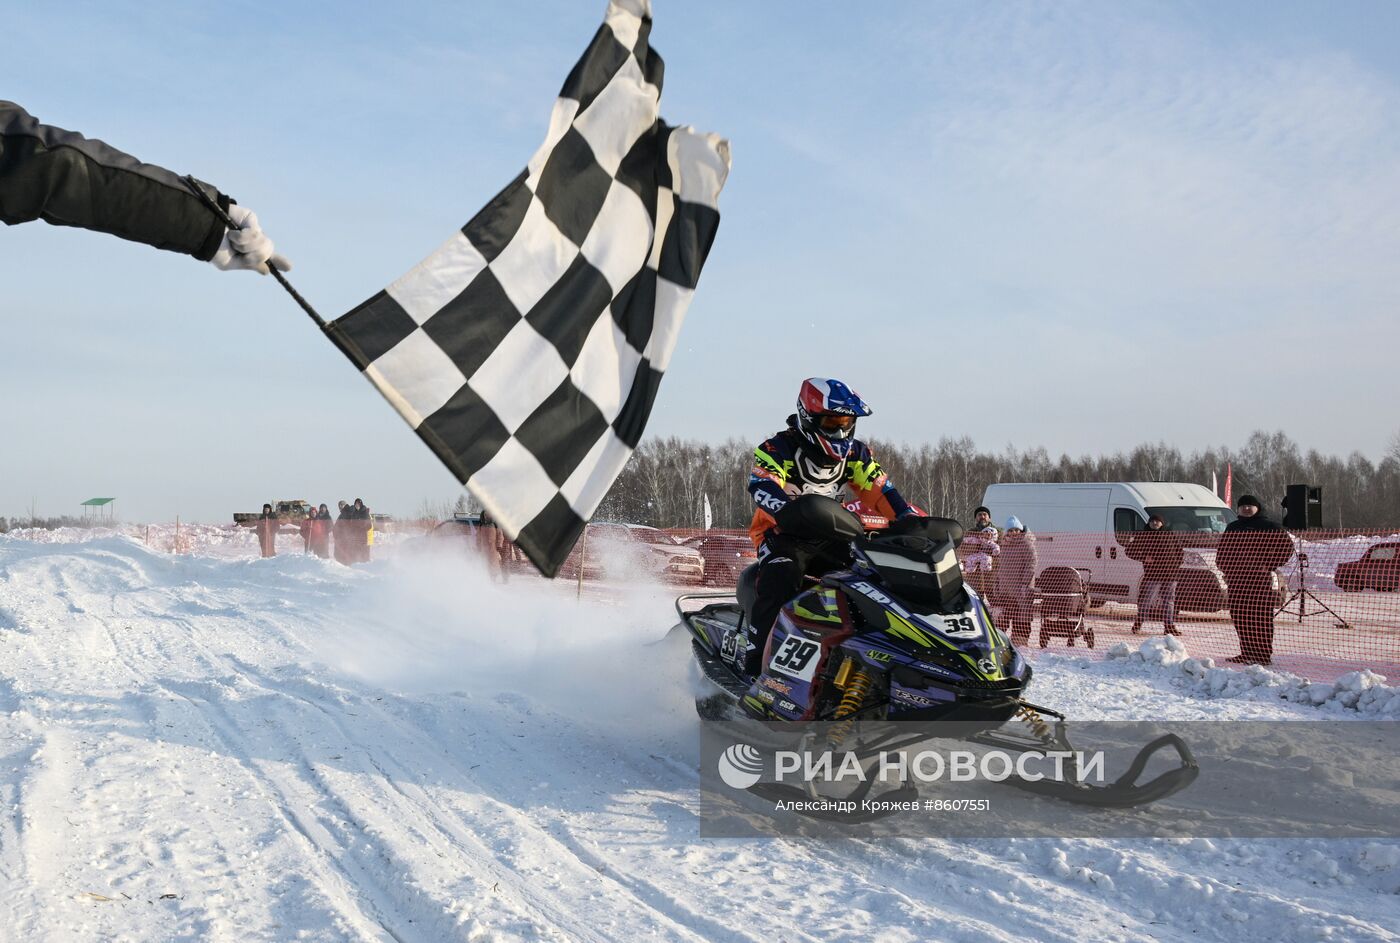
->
[736,562,761,626]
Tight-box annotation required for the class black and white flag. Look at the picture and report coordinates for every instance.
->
[327,0,729,576]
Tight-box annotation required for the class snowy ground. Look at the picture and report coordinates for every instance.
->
[0,532,1397,942]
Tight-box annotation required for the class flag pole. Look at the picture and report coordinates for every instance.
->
[181,177,328,330]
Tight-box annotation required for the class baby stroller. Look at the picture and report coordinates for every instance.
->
[1035,566,1095,648]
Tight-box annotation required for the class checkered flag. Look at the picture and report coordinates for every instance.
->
[326,0,729,577]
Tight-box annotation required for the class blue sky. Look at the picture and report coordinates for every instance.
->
[5,1,1398,522]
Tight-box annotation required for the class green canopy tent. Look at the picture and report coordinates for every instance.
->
[80,497,115,521]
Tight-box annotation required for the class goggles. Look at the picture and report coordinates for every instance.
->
[816,413,856,434]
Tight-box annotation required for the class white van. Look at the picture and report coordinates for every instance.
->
[980,482,1236,612]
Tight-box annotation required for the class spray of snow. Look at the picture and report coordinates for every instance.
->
[306,539,697,738]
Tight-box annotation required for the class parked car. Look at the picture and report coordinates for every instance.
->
[411,515,525,569]
[680,533,757,586]
[1335,542,1400,592]
[575,523,705,584]
[426,514,481,540]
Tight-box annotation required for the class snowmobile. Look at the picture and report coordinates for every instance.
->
[676,496,1198,821]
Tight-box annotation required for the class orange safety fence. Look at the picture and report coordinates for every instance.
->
[381,517,1400,682]
[557,523,1399,684]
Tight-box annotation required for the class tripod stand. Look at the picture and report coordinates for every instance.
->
[1276,552,1350,629]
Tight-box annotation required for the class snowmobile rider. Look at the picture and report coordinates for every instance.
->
[745,378,921,672]
[1,101,289,275]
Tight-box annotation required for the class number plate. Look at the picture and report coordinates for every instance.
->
[768,634,822,681]
[936,615,979,637]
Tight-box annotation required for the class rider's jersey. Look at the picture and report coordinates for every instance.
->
[747,418,915,547]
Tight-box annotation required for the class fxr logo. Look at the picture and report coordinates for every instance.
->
[754,491,786,513]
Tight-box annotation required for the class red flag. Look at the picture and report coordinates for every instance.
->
[1224,463,1233,506]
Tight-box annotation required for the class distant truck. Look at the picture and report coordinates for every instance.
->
[234,499,310,528]
[980,482,1237,613]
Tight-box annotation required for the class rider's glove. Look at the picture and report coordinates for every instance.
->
[210,204,292,275]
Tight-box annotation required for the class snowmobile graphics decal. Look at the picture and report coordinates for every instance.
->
[791,593,842,624]
[849,581,982,642]
[891,688,951,707]
[912,660,963,680]
[840,579,1006,680]
[720,628,749,667]
[759,677,793,695]
[882,610,1005,681]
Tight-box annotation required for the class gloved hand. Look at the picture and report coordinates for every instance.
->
[210,204,292,275]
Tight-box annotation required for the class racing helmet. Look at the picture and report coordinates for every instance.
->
[795,378,872,462]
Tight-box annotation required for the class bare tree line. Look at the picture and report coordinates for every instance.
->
[591,429,1400,531]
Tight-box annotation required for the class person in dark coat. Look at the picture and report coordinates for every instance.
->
[333,501,353,565]
[994,516,1038,645]
[308,504,333,559]
[351,498,372,563]
[255,503,278,559]
[1,101,289,274]
[1126,513,1184,636]
[1217,494,1295,665]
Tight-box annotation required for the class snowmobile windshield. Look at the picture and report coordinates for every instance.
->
[859,533,966,613]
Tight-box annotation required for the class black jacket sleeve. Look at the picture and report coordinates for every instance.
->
[1,101,228,260]
[1262,527,1296,571]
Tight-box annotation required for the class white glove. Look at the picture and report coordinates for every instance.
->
[210,204,292,275]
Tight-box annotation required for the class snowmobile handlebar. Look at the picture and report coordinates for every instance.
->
[774,496,965,547]
[772,495,865,541]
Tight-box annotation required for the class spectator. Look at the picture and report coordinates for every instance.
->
[351,498,372,563]
[1,101,290,274]
[995,516,1038,645]
[333,500,353,565]
[255,503,277,559]
[970,505,999,538]
[962,525,1000,598]
[1217,494,1295,665]
[298,509,313,554]
[308,504,333,559]
[1126,512,1183,636]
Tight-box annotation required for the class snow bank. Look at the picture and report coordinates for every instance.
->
[1106,636,1400,715]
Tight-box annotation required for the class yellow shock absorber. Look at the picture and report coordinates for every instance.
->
[1018,704,1051,742]
[828,667,874,747]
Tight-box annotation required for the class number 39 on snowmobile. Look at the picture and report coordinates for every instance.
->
[675,496,1198,819]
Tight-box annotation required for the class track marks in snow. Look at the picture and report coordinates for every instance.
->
[2,537,1398,942]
